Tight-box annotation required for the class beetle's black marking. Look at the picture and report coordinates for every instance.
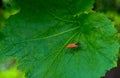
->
[75,42,80,46]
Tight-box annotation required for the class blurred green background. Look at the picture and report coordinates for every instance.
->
[0,59,25,78]
[0,66,25,78]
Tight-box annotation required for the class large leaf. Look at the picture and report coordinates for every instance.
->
[0,0,119,78]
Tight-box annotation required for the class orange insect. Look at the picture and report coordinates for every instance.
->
[66,42,80,48]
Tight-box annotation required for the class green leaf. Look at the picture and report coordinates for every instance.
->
[0,0,119,78]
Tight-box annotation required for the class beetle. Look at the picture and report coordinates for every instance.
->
[66,42,80,48]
